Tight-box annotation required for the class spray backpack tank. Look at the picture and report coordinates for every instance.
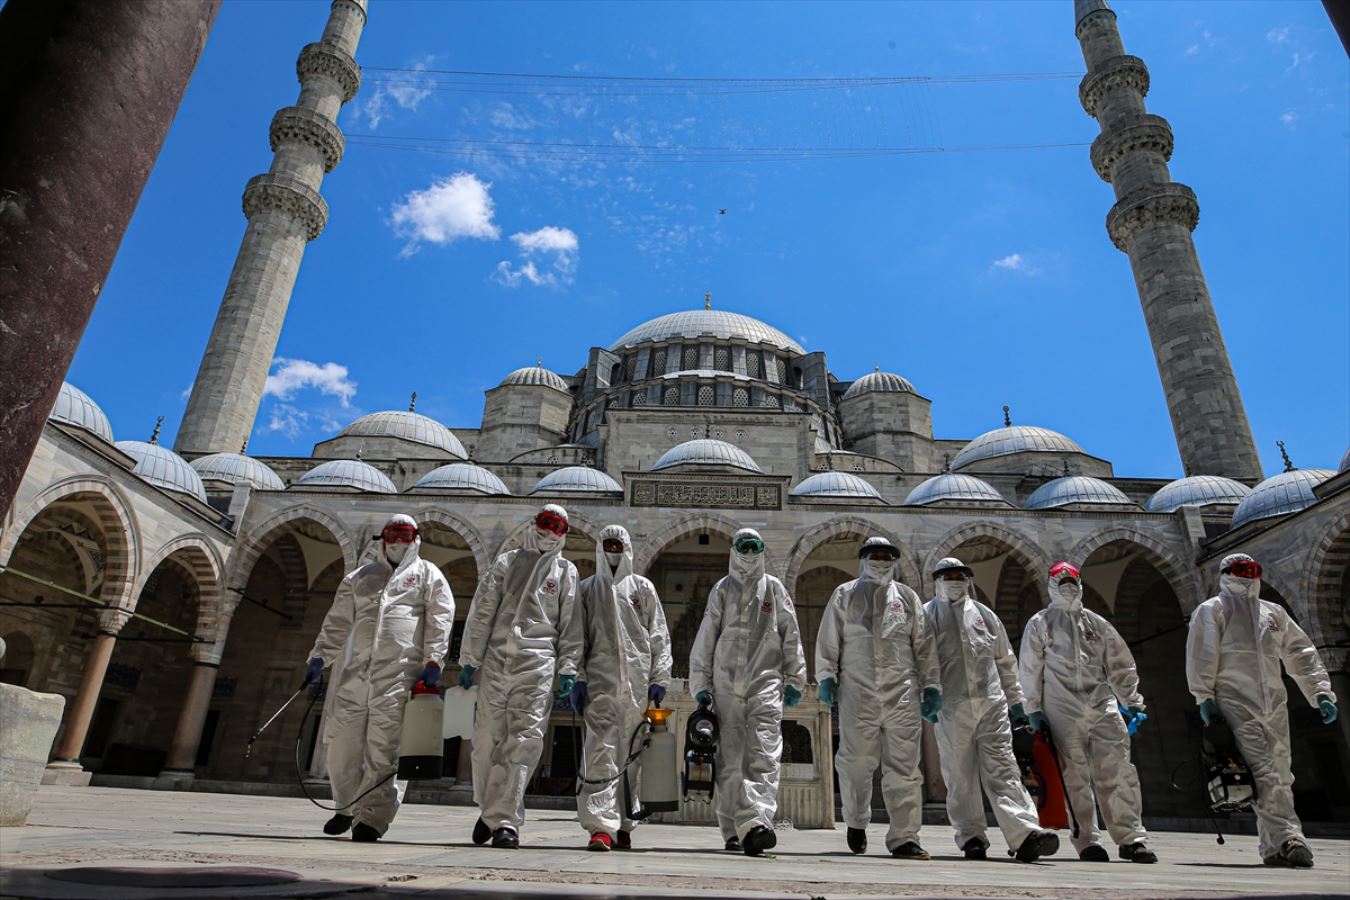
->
[682,704,719,802]
[1201,716,1255,813]
[637,707,679,814]
[397,680,444,780]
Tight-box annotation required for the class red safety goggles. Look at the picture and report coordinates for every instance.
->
[535,510,569,537]
[1223,559,1262,580]
[601,538,625,554]
[381,523,418,544]
[1049,561,1081,582]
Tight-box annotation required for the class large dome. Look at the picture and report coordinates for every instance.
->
[338,411,467,457]
[49,382,114,444]
[951,425,1086,470]
[1340,447,1349,473]
[905,473,1009,507]
[609,310,804,355]
[190,452,285,491]
[413,463,510,495]
[499,365,570,393]
[1145,475,1251,513]
[652,439,763,474]
[531,466,623,494]
[1026,475,1135,510]
[1231,469,1335,529]
[789,472,882,501]
[293,459,396,493]
[842,370,916,400]
[115,441,208,503]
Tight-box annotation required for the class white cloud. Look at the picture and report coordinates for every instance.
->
[1266,26,1290,44]
[490,102,538,131]
[494,260,550,288]
[361,56,435,129]
[390,172,500,255]
[992,252,1041,276]
[1185,44,1200,56]
[265,403,309,439]
[263,358,357,406]
[495,226,580,289]
[1281,109,1299,127]
[511,226,579,254]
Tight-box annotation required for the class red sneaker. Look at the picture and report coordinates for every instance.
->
[616,830,632,850]
[587,832,612,852]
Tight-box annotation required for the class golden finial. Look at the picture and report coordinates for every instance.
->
[150,415,164,445]
[1003,404,1012,427]
[240,439,248,454]
[409,391,417,413]
[704,291,712,311]
[874,364,881,373]
[536,358,543,367]
[1277,440,1294,473]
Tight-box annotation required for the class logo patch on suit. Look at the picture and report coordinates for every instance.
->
[1265,614,1279,632]
[402,574,419,589]
[1083,627,1097,642]
[542,579,559,596]
[784,595,794,611]
[973,615,986,629]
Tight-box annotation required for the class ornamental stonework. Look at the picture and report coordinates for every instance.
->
[1074,7,1115,42]
[269,106,346,173]
[630,480,781,510]
[1106,182,1200,251]
[1078,55,1150,119]
[242,173,330,241]
[296,42,362,104]
[1090,114,1173,183]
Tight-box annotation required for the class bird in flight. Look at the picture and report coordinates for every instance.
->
[718,208,727,215]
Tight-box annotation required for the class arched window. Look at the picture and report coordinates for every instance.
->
[761,394,780,409]
[732,388,749,407]
[697,385,715,406]
[663,386,680,406]
[609,362,622,385]
[792,366,804,389]
[630,391,646,407]
[714,346,730,372]
[650,348,667,377]
[682,345,700,370]
[746,353,762,379]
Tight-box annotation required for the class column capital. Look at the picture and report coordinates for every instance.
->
[1090,113,1173,182]
[97,608,131,634]
[1079,54,1149,119]
[242,172,329,240]
[1106,182,1199,252]
[296,41,361,104]
[269,106,345,173]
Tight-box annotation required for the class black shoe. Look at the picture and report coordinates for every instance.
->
[891,842,930,860]
[491,826,519,849]
[962,837,987,860]
[323,814,353,836]
[1278,839,1314,868]
[351,822,381,842]
[846,827,867,855]
[1014,829,1060,863]
[472,817,491,846]
[1079,845,1110,862]
[724,837,741,852]
[1119,842,1157,864]
[743,825,777,857]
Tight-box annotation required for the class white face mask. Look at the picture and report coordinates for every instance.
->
[605,551,624,570]
[384,542,410,565]
[1220,572,1260,603]
[939,579,967,602]
[1057,581,1083,606]
[863,559,894,582]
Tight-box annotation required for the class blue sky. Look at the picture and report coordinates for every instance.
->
[71,0,1348,478]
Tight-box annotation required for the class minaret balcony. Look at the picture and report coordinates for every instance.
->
[242,173,330,241]
[1090,114,1173,183]
[296,41,360,104]
[1105,182,1199,251]
[1078,54,1149,119]
[269,106,345,173]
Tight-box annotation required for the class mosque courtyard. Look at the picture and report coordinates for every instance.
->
[1,786,1346,899]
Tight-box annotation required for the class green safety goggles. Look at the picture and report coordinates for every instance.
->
[733,536,765,556]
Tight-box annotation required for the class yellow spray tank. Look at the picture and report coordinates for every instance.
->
[397,680,444,780]
[638,706,679,814]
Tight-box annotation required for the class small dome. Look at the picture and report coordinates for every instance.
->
[842,370,916,400]
[609,309,804,354]
[190,452,285,491]
[115,441,208,502]
[790,472,882,501]
[1340,447,1350,473]
[49,382,114,443]
[531,466,622,494]
[1231,469,1335,529]
[905,473,1009,507]
[652,439,763,474]
[338,410,466,457]
[499,365,570,393]
[413,463,511,495]
[951,425,1086,470]
[293,459,396,493]
[1145,475,1252,513]
[1026,475,1135,510]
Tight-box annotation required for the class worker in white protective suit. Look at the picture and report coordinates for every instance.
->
[457,504,581,849]
[1019,561,1155,864]
[568,524,673,851]
[1186,553,1339,869]
[924,557,1059,863]
[303,514,455,842]
[815,536,942,860]
[689,528,807,856]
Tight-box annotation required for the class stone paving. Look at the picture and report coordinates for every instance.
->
[0,787,1347,899]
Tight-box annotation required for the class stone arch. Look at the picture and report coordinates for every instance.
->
[784,515,921,594]
[1300,512,1350,649]
[0,475,139,612]
[226,505,357,596]
[136,535,224,654]
[1069,525,1200,613]
[922,521,1050,598]
[408,506,491,577]
[633,512,753,575]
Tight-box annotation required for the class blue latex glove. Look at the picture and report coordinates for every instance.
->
[418,663,441,689]
[1029,711,1049,733]
[302,656,324,688]
[696,690,713,708]
[920,686,943,724]
[648,683,666,706]
[558,674,576,698]
[570,680,588,715]
[1319,697,1338,725]
[784,685,802,707]
[1009,702,1029,729]
[818,677,838,706]
[1199,699,1220,726]
[457,664,476,690]
[1122,705,1147,735]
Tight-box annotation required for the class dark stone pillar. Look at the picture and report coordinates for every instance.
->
[0,0,220,519]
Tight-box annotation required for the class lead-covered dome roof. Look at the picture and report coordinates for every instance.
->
[115,440,208,502]
[1026,475,1135,510]
[190,452,285,491]
[413,463,511,495]
[790,471,882,501]
[1145,475,1251,513]
[49,382,114,444]
[652,439,763,474]
[905,473,1009,507]
[951,425,1086,470]
[338,411,467,457]
[531,466,622,494]
[842,370,916,400]
[610,310,804,354]
[499,365,570,393]
[293,459,396,493]
[1231,469,1335,529]
[1340,447,1350,473]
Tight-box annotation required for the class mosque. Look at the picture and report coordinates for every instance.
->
[2,0,1346,829]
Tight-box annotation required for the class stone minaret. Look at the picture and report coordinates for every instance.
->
[176,0,367,456]
[1074,0,1262,481]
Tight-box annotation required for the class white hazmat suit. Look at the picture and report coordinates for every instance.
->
[573,525,673,838]
[459,505,581,837]
[1186,556,1337,861]
[308,516,455,836]
[1019,572,1147,855]
[816,547,940,853]
[924,559,1043,854]
[689,529,807,846]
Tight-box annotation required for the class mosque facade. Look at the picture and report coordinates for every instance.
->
[1,0,1347,827]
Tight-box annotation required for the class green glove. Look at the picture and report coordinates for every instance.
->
[784,685,802,707]
[696,690,713,708]
[1199,698,1220,725]
[1009,702,1029,729]
[920,686,943,724]
[558,674,576,696]
[1318,697,1338,725]
[818,677,838,706]
[457,664,476,689]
